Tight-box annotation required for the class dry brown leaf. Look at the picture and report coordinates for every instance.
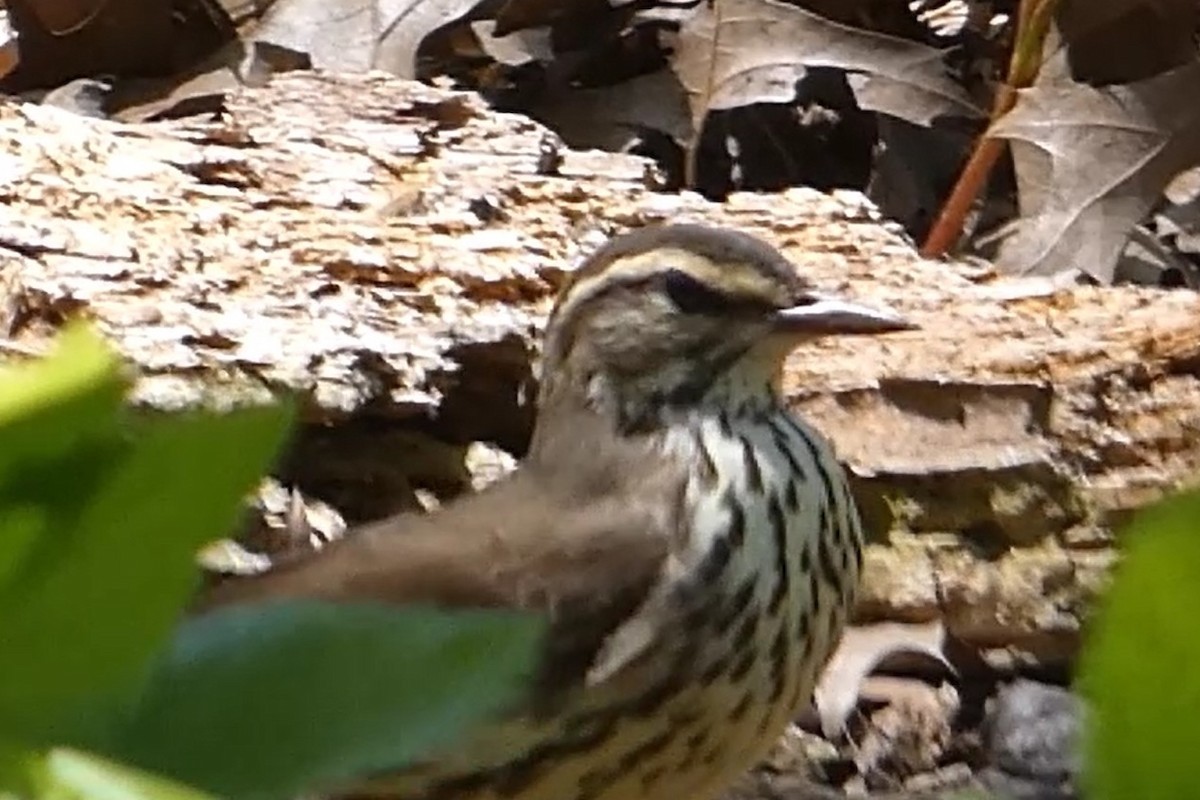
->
[106,34,293,122]
[249,0,482,78]
[214,0,272,29]
[991,58,1200,281]
[491,0,558,35]
[491,0,598,36]
[0,10,19,81]
[1,0,234,91]
[529,69,693,150]
[109,50,244,122]
[0,47,16,83]
[812,620,953,738]
[470,19,552,66]
[1055,0,1198,85]
[15,0,105,33]
[668,0,981,135]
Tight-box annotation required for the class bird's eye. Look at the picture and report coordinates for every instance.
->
[661,269,731,314]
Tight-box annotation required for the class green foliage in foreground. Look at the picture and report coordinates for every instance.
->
[108,602,539,798]
[1079,489,1200,800]
[0,327,541,799]
[8,325,1199,800]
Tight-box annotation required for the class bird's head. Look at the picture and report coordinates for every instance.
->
[535,224,911,437]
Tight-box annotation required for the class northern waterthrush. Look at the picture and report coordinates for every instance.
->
[201,224,912,800]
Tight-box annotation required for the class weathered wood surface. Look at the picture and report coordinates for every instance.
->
[2,71,1199,669]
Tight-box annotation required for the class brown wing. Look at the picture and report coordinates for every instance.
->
[195,448,683,704]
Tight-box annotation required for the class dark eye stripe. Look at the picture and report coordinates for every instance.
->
[661,269,733,314]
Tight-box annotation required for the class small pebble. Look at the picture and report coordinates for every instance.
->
[985,679,1083,780]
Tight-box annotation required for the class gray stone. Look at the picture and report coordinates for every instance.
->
[984,680,1083,782]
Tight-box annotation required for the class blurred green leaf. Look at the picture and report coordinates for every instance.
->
[0,325,538,800]
[1079,489,1200,800]
[36,748,215,800]
[0,326,125,473]
[0,327,127,603]
[0,505,46,590]
[0,327,294,745]
[0,738,40,796]
[109,601,541,800]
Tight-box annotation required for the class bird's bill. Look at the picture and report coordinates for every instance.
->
[773,293,914,335]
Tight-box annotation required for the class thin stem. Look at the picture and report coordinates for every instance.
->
[920,0,1062,257]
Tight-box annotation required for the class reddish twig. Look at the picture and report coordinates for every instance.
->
[920,0,1062,257]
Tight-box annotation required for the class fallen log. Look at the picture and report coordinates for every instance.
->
[2,70,1198,672]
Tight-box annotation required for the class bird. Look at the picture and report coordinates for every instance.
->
[198,223,913,800]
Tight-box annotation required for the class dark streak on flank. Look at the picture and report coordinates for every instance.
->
[669,708,703,728]
[785,679,808,717]
[699,653,731,686]
[675,729,711,773]
[768,624,789,703]
[729,688,754,721]
[768,418,807,481]
[487,691,643,795]
[681,589,721,631]
[492,754,549,797]
[800,629,814,661]
[697,534,732,586]
[836,581,852,613]
[766,493,790,615]
[640,765,667,790]
[839,479,857,537]
[827,608,842,641]
[718,409,734,438]
[784,478,799,512]
[729,646,757,683]
[782,415,839,530]
[836,551,855,609]
[808,568,822,618]
[561,709,616,742]
[575,767,607,800]
[739,436,764,493]
[731,610,758,654]
[515,671,688,791]
[617,730,674,772]
[716,575,757,633]
[723,486,747,548]
[816,534,840,589]
[627,675,680,719]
